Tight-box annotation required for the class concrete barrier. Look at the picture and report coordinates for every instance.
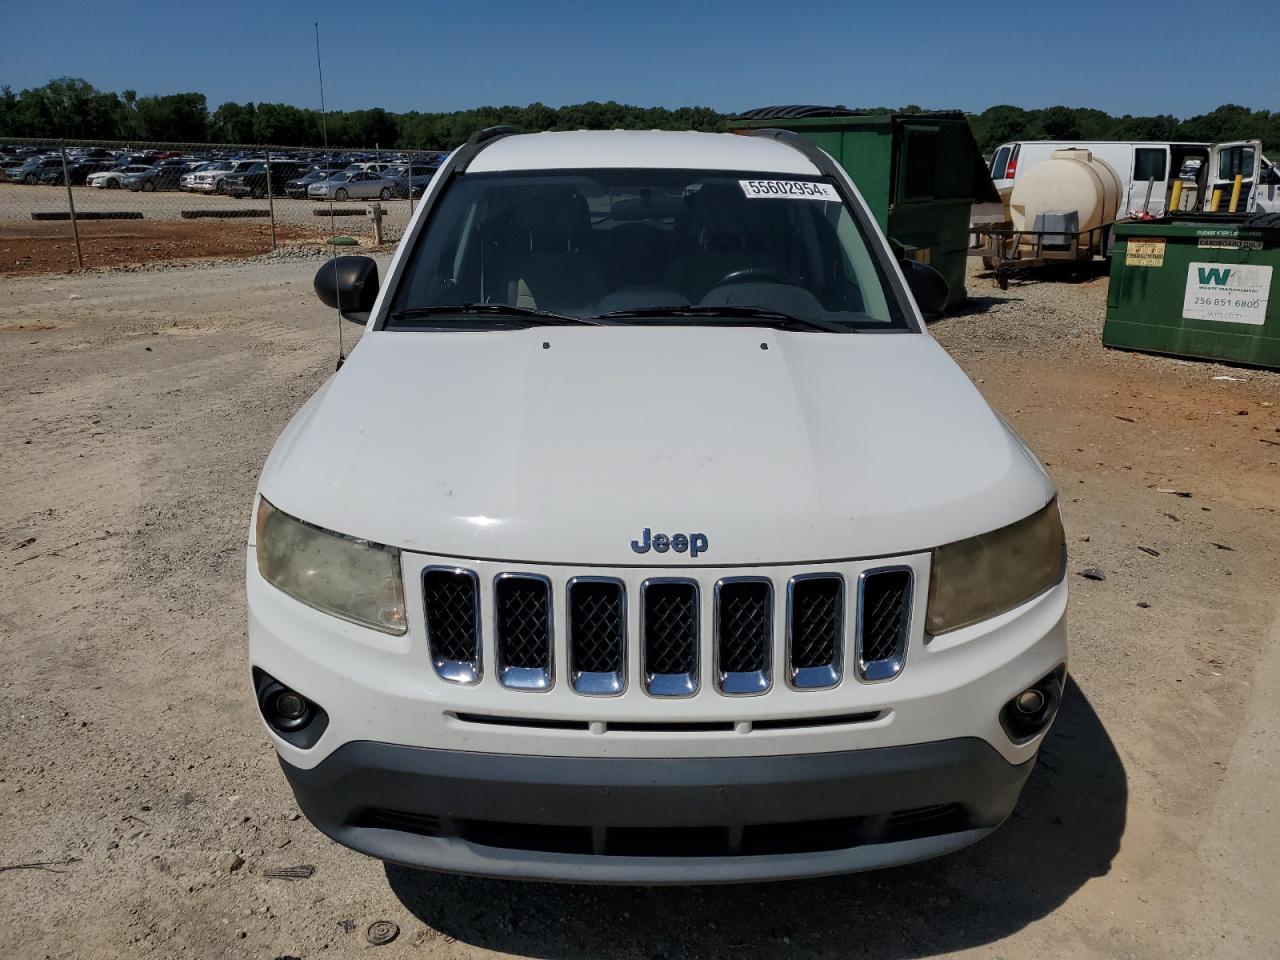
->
[180,209,271,219]
[31,211,144,221]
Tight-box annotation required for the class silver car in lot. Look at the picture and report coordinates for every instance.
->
[307,170,397,201]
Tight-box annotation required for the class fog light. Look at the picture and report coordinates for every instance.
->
[265,686,312,731]
[252,668,329,749]
[1000,665,1066,743]
[1015,689,1046,715]
[274,691,308,720]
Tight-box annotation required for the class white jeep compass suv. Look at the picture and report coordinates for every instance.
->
[247,127,1067,883]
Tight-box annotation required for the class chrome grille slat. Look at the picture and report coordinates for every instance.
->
[567,578,626,695]
[856,567,913,682]
[641,579,699,697]
[715,578,772,695]
[494,574,553,690]
[422,567,481,684]
[787,574,843,689]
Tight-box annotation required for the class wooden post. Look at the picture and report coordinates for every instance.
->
[369,203,384,245]
[58,143,83,271]
[265,152,277,251]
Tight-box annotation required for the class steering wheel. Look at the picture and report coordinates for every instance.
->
[713,266,792,287]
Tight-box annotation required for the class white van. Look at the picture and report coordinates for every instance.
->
[247,128,1068,883]
[989,139,1279,216]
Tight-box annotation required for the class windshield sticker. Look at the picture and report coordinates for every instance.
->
[739,179,840,201]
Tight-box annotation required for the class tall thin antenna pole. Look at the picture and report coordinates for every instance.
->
[315,21,345,369]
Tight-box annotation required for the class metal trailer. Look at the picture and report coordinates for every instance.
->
[969,221,1115,290]
[1102,214,1280,369]
[726,107,999,310]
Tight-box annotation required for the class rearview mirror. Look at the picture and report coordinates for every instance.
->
[900,259,949,319]
[314,256,379,323]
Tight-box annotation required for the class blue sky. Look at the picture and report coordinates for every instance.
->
[3,0,1276,117]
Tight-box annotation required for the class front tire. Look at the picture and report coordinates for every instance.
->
[252,184,266,200]
[142,180,155,192]
[23,174,37,185]
[215,178,225,194]
[334,188,349,202]
[379,187,392,201]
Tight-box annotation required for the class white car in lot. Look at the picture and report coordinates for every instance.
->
[248,129,1068,883]
[181,159,253,194]
[87,164,153,189]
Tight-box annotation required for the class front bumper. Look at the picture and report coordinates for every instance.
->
[280,737,1033,883]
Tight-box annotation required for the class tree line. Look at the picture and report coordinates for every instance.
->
[2,78,1277,155]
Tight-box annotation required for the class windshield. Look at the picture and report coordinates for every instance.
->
[388,169,908,331]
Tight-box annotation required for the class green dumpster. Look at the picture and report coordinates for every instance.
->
[727,107,999,309]
[1103,216,1280,369]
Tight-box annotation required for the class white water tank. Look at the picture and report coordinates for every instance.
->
[1009,149,1121,252]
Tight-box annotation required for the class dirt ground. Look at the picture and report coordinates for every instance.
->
[1,257,1278,960]
[0,220,336,276]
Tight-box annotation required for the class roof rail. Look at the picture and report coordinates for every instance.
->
[739,127,842,180]
[453,125,523,173]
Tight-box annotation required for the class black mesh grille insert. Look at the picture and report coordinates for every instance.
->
[643,581,698,676]
[422,569,479,665]
[568,580,625,674]
[717,580,771,674]
[860,569,912,665]
[789,576,842,669]
[495,576,551,670]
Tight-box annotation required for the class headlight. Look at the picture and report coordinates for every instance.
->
[925,499,1065,635]
[254,498,406,635]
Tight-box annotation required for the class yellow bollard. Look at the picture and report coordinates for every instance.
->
[1209,188,1222,213]
[1169,179,1184,213]
[1229,174,1243,213]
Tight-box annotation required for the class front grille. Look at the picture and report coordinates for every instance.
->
[787,574,843,689]
[567,578,626,694]
[494,575,553,690]
[715,579,772,694]
[417,560,916,697]
[641,579,699,696]
[857,567,913,681]
[422,568,481,684]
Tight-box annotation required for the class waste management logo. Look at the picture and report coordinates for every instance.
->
[1182,262,1272,325]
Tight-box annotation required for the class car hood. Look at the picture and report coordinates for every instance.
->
[258,327,1054,565]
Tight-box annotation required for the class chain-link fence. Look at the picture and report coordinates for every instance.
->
[0,137,446,275]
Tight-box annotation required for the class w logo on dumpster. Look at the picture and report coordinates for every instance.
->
[1197,267,1232,285]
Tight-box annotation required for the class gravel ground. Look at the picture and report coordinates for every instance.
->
[1,259,1278,959]
[0,181,414,231]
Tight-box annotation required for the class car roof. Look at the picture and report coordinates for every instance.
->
[467,130,821,175]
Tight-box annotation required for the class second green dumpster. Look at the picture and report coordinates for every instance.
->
[1103,215,1279,370]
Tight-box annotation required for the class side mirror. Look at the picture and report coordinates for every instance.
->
[314,256,379,323]
[900,259,949,318]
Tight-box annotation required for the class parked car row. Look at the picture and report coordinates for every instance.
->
[1,144,445,199]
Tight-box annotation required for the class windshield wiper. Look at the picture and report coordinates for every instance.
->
[593,305,851,333]
[388,303,608,326]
